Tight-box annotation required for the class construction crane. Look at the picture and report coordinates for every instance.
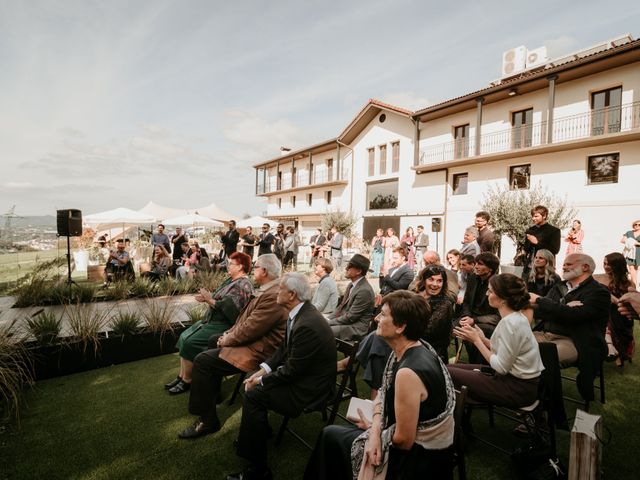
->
[0,205,23,240]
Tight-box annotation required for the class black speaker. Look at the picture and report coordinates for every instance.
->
[57,209,83,237]
[431,218,442,233]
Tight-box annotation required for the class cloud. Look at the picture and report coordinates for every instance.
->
[3,182,36,190]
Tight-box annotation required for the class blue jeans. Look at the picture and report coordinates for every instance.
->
[371,250,384,276]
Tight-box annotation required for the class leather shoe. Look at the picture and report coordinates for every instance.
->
[178,419,220,439]
[164,376,182,390]
[168,380,191,395]
[226,468,273,480]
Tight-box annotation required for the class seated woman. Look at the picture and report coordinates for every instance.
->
[165,252,254,394]
[311,257,339,315]
[526,249,561,296]
[349,265,453,399]
[602,252,636,367]
[176,242,202,279]
[305,291,455,480]
[448,273,543,408]
[141,245,172,282]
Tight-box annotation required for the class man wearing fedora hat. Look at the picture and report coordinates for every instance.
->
[326,253,375,341]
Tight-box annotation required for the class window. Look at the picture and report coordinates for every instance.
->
[587,153,619,184]
[391,142,400,172]
[512,108,533,149]
[591,87,622,135]
[379,144,387,174]
[307,193,312,206]
[454,124,470,159]
[291,167,297,188]
[277,171,282,190]
[327,158,333,182]
[277,198,282,209]
[367,180,398,210]
[326,191,332,205]
[509,164,531,190]
[452,173,468,195]
[291,195,296,208]
[368,148,375,176]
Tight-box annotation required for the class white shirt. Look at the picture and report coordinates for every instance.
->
[489,311,544,379]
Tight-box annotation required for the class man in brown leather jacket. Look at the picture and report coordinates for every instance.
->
[178,254,287,439]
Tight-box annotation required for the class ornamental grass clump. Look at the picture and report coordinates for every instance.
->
[105,280,131,301]
[110,311,142,336]
[185,304,208,324]
[140,298,177,336]
[129,277,154,298]
[155,277,180,297]
[64,302,112,354]
[11,258,66,308]
[25,310,62,345]
[194,271,228,292]
[0,318,33,422]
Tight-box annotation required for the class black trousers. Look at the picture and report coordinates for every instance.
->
[236,383,300,471]
[188,348,243,422]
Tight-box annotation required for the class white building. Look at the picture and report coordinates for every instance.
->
[253,35,640,269]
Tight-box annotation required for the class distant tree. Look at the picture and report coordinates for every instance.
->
[481,181,576,264]
[321,210,358,238]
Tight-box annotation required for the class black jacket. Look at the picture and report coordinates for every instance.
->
[524,223,561,256]
[263,302,337,414]
[379,263,415,296]
[221,228,240,257]
[460,273,500,326]
[535,275,610,401]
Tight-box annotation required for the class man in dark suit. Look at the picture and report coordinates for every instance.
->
[177,254,287,439]
[257,223,275,257]
[220,219,240,259]
[327,254,375,341]
[530,253,610,401]
[522,205,561,278]
[378,246,414,300]
[227,272,336,480]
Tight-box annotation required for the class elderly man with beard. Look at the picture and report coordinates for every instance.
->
[530,253,610,401]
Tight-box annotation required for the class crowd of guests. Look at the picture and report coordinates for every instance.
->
[94,210,640,478]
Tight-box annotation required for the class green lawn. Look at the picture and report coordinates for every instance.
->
[2,328,640,479]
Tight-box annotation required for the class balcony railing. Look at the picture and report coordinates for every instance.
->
[418,101,640,166]
[256,168,349,195]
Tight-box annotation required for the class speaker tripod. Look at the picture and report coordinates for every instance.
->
[63,235,79,287]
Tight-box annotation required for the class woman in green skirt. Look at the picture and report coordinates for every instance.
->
[166,251,254,395]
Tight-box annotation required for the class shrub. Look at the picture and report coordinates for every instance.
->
[129,277,154,298]
[185,304,208,324]
[110,312,142,336]
[194,271,228,293]
[155,277,180,297]
[104,281,131,301]
[64,303,112,353]
[25,310,62,344]
[0,318,33,422]
[11,258,66,307]
[140,299,177,335]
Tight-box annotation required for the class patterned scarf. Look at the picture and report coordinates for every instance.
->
[350,340,455,480]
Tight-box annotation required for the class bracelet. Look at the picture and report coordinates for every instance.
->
[372,411,381,418]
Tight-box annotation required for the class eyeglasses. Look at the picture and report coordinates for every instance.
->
[634,223,640,227]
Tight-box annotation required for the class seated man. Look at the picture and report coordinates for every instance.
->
[377,246,414,302]
[178,254,287,438]
[311,257,339,315]
[326,254,375,341]
[103,239,134,284]
[530,253,610,401]
[457,252,501,363]
[228,272,336,480]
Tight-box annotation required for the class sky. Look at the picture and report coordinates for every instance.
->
[1,0,639,217]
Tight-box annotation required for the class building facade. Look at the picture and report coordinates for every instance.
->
[253,35,640,270]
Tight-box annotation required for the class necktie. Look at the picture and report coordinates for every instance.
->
[336,282,353,316]
[286,316,294,345]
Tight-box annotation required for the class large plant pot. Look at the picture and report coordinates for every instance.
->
[73,250,89,272]
[27,327,186,380]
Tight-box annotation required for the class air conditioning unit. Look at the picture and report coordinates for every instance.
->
[526,46,549,69]
[502,46,526,77]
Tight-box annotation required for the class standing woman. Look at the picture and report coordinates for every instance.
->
[565,219,584,254]
[448,273,543,408]
[306,291,455,480]
[382,228,400,275]
[602,252,636,367]
[165,252,254,394]
[401,227,416,270]
[526,249,562,296]
[621,220,640,288]
[370,228,385,277]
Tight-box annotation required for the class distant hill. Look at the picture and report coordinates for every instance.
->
[9,215,56,228]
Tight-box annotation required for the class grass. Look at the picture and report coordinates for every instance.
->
[1,325,640,479]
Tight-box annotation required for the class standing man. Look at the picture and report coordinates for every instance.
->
[220,220,240,260]
[475,211,495,253]
[329,226,344,268]
[151,224,171,254]
[273,223,286,262]
[523,205,561,278]
[414,224,430,271]
[171,227,189,262]
[228,273,336,480]
[257,223,275,257]
[240,226,257,261]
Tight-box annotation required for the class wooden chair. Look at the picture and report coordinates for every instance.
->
[274,339,360,449]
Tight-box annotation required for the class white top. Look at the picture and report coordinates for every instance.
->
[489,311,544,380]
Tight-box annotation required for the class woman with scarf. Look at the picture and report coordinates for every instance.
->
[306,291,455,480]
[165,251,254,395]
